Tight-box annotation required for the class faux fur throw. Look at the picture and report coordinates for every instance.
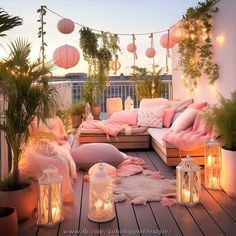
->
[114,174,176,203]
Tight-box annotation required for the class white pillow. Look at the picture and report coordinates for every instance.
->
[139,98,169,108]
[137,106,165,128]
[171,108,198,132]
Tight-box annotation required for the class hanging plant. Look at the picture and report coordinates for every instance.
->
[178,0,220,92]
[79,27,99,76]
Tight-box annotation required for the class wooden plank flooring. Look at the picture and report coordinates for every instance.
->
[19,149,236,236]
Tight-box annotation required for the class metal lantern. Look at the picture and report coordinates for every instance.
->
[37,166,63,227]
[176,155,201,206]
[88,163,115,222]
[124,96,134,110]
[205,139,222,190]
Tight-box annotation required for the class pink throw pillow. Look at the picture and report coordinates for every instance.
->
[188,102,207,110]
[163,108,176,128]
[71,143,125,170]
[137,106,166,128]
[171,108,198,132]
[106,110,138,126]
[169,99,193,112]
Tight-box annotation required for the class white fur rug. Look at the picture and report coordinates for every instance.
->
[114,174,176,202]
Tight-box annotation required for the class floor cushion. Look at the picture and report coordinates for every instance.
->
[71,143,125,171]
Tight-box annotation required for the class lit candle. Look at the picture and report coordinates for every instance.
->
[104,203,109,211]
[207,155,214,166]
[211,177,218,188]
[95,200,103,209]
[51,207,60,221]
[183,189,190,203]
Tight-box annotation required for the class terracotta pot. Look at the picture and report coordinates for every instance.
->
[0,182,37,222]
[91,106,101,120]
[71,115,82,128]
[221,148,236,197]
[0,207,18,236]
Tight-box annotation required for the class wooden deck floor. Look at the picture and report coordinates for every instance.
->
[19,147,236,235]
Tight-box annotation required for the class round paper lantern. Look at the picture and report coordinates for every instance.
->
[160,33,175,49]
[57,18,75,34]
[145,48,156,58]
[53,45,80,69]
[127,43,137,53]
[170,26,186,44]
[111,60,121,72]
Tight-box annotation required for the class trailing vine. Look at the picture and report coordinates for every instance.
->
[79,27,120,99]
[178,0,220,92]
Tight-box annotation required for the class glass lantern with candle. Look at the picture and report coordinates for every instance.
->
[88,163,115,222]
[37,166,63,227]
[176,155,201,206]
[205,138,222,190]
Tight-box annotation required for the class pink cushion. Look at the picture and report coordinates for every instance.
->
[137,106,166,128]
[71,143,125,170]
[171,108,198,132]
[188,102,208,110]
[139,98,169,108]
[106,110,138,126]
[192,112,210,134]
[169,99,193,112]
[106,98,123,116]
[163,108,176,128]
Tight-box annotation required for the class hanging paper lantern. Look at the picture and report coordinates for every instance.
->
[145,48,156,58]
[53,45,80,69]
[57,18,75,34]
[127,43,137,53]
[170,25,186,44]
[111,61,121,73]
[160,33,175,49]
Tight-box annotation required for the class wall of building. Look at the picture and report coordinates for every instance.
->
[172,0,236,105]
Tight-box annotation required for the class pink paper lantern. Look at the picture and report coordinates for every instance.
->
[160,33,175,49]
[127,43,137,53]
[170,26,186,44]
[53,45,80,69]
[145,48,156,58]
[57,18,75,34]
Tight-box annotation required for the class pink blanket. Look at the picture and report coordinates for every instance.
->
[163,113,212,151]
[81,120,128,137]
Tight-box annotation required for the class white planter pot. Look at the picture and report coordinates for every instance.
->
[221,148,236,197]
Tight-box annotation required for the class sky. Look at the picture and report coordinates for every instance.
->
[1,0,201,76]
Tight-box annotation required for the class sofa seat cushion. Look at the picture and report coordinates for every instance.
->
[147,128,175,148]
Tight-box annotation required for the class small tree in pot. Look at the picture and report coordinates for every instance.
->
[0,38,58,221]
[69,100,86,128]
[204,91,236,196]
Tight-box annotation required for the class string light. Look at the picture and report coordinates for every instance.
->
[45,6,169,37]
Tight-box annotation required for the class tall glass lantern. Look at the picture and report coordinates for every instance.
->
[205,139,222,190]
[176,155,201,206]
[37,166,63,227]
[88,163,115,222]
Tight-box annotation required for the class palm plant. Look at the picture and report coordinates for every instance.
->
[0,38,58,190]
[132,66,165,99]
[0,8,22,37]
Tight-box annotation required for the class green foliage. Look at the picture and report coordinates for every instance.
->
[69,100,86,116]
[204,91,236,151]
[132,66,165,99]
[56,109,71,134]
[0,8,22,37]
[0,38,58,187]
[178,0,220,92]
[82,78,98,106]
[79,28,120,97]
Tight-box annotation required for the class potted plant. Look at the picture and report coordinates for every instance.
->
[0,38,58,221]
[69,100,86,128]
[82,78,101,120]
[0,207,18,236]
[132,65,165,99]
[204,91,236,196]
